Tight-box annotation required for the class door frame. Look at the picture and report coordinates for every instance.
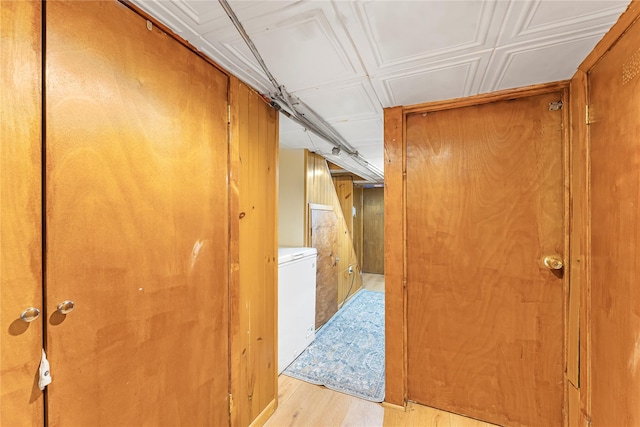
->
[383,81,572,423]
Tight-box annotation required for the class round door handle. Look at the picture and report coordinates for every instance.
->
[57,300,75,314]
[543,255,564,271]
[20,307,41,322]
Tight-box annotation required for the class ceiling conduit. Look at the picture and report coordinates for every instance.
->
[218,0,384,182]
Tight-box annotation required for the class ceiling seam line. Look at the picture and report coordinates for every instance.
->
[217,0,383,181]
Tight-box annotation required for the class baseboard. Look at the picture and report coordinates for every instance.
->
[248,399,277,427]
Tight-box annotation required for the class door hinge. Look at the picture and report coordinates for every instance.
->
[227,104,231,124]
[586,105,592,125]
[549,101,563,111]
[228,393,233,415]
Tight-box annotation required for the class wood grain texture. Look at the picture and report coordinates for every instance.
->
[353,186,364,268]
[568,383,582,427]
[45,2,229,425]
[229,77,279,427]
[311,205,339,328]
[405,92,565,427]
[0,2,44,426]
[403,81,570,115]
[333,176,354,237]
[572,71,591,427]
[363,187,385,274]
[569,71,588,396]
[305,153,362,306]
[383,106,405,406]
[264,375,499,427]
[588,14,640,427]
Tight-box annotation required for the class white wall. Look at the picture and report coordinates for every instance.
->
[278,148,305,247]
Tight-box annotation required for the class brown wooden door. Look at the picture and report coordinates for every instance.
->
[363,187,384,274]
[0,2,44,426]
[589,17,640,426]
[45,2,229,426]
[406,92,564,427]
[310,205,339,328]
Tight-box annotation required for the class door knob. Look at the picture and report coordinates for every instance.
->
[57,300,75,314]
[543,255,564,271]
[20,307,41,322]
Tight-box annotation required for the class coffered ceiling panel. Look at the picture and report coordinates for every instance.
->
[484,33,607,92]
[499,0,629,43]
[221,10,361,92]
[377,52,491,105]
[353,0,502,66]
[130,0,631,182]
[294,79,381,122]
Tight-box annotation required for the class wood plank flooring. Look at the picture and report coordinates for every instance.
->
[361,273,385,293]
[264,375,500,427]
[265,274,499,427]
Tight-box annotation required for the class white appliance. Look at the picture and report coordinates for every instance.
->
[278,247,317,374]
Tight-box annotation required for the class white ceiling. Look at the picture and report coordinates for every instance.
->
[130,0,629,182]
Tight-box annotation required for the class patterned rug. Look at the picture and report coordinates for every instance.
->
[283,289,385,402]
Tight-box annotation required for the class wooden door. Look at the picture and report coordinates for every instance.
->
[363,187,384,274]
[0,2,44,426]
[310,205,339,328]
[406,92,565,427]
[589,17,640,426]
[45,2,229,426]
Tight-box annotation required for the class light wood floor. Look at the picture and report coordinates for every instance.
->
[361,273,385,293]
[265,273,499,427]
[264,375,499,427]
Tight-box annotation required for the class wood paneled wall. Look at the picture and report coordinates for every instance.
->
[363,188,384,274]
[568,70,588,427]
[229,77,279,427]
[306,153,362,305]
[0,2,44,426]
[0,3,279,426]
[570,2,640,426]
[332,176,354,237]
[353,186,364,269]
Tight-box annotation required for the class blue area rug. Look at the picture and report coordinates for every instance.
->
[283,289,385,402]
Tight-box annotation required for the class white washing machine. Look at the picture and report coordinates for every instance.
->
[278,247,317,374]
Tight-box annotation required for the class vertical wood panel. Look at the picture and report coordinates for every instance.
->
[46,2,229,425]
[589,13,640,427]
[228,77,243,427]
[0,2,44,426]
[332,176,354,237]
[383,106,405,406]
[353,186,364,269]
[363,187,385,274]
[568,71,588,405]
[305,153,362,306]
[230,77,278,427]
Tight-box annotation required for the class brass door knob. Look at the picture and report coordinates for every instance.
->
[543,255,564,271]
[57,300,75,314]
[20,307,41,322]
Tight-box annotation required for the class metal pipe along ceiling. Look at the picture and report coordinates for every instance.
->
[218,0,384,182]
